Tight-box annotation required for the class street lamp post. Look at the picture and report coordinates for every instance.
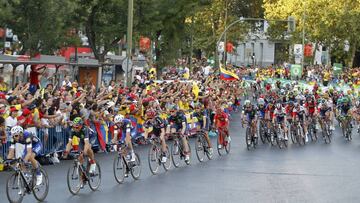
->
[125,0,134,87]
[301,2,306,69]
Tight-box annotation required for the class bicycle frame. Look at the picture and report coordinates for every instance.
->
[8,159,35,194]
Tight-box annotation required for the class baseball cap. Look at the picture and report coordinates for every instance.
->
[10,106,18,112]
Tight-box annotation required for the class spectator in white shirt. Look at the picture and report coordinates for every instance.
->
[62,75,72,87]
[5,107,18,129]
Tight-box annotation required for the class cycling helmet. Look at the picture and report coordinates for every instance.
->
[73,117,83,125]
[288,101,294,106]
[244,100,251,108]
[11,126,23,136]
[258,98,265,106]
[114,114,124,123]
[276,103,281,109]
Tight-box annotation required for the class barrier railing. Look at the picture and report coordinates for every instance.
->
[0,108,241,161]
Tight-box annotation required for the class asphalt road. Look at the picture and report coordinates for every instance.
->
[1,112,360,203]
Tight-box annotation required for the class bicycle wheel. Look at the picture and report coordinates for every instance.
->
[6,172,24,203]
[32,168,49,202]
[348,127,352,141]
[297,127,305,146]
[310,124,317,142]
[162,145,172,171]
[225,136,231,154]
[67,164,81,195]
[270,130,277,146]
[245,127,251,150]
[195,135,205,162]
[171,139,181,168]
[290,126,297,144]
[113,155,126,184]
[130,153,141,180]
[148,144,160,175]
[276,129,283,149]
[88,162,101,191]
[283,134,288,148]
[259,124,266,144]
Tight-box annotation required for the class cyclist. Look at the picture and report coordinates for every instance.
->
[63,117,97,173]
[304,95,317,128]
[292,102,308,142]
[318,99,332,131]
[257,98,267,128]
[168,105,190,163]
[193,103,213,155]
[242,100,258,140]
[337,97,352,129]
[7,126,43,186]
[214,105,230,149]
[112,114,137,162]
[273,102,288,141]
[143,109,168,163]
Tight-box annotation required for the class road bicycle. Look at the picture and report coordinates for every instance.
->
[113,142,141,183]
[148,134,171,175]
[217,127,230,156]
[319,118,332,144]
[339,115,352,141]
[6,158,49,203]
[243,120,257,150]
[307,116,318,142]
[171,132,191,167]
[67,152,101,195]
[194,130,213,162]
[290,119,306,146]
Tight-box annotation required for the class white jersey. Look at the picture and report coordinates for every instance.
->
[274,107,286,117]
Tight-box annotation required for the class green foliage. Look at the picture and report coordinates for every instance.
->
[2,0,74,56]
[72,0,128,62]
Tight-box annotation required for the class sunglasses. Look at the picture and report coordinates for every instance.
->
[13,134,20,138]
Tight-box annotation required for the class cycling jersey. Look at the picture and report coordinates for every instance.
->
[293,106,306,121]
[318,106,331,117]
[116,118,137,141]
[9,131,42,157]
[243,105,257,121]
[214,112,228,128]
[274,107,286,123]
[144,116,165,136]
[70,127,89,141]
[304,101,316,115]
[339,104,351,115]
[257,105,266,118]
[168,112,187,131]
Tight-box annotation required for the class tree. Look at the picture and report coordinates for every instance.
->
[263,0,360,67]
[72,0,128,62]
[3,0,73,57]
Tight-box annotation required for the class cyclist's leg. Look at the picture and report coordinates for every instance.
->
[84,139,95,162]
[252,119,258,138]
[159,128,167,152]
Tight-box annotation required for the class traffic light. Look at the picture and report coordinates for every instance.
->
[288,16,296,32]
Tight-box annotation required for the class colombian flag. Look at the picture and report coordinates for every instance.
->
[220,67,239,81]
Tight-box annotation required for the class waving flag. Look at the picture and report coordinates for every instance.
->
[220,67,239,81]
[192,82,199,100]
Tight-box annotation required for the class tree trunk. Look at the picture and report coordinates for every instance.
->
[349,42,357,68]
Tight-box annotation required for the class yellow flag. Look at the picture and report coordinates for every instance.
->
[192,82,199,100]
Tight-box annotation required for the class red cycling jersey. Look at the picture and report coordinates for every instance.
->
[214,112,228,128]
[304,101,317,115]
